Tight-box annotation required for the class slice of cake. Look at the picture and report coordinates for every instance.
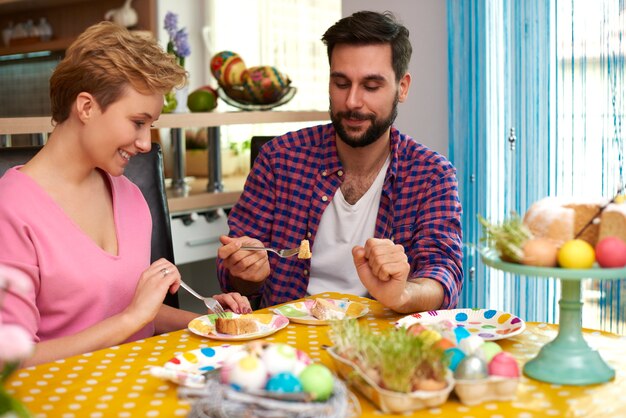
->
[310,298,345,320]
[215,317,259,335]
[298,239,312,259]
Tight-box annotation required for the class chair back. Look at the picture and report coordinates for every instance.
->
[250,136,275,168]
[0,143,179,308]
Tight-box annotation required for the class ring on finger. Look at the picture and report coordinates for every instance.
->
[160,268,171,277]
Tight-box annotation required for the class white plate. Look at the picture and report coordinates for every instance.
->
[271,298,369,325]
[395,308,526,341]
[188,313,289,341]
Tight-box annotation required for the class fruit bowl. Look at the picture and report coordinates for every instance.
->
[217,86,297,111]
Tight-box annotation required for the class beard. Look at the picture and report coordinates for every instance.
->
[330,94,399,148]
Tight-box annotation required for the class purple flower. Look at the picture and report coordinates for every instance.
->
[174,28,191,58]
[163,11,190,65]
[164,11,178,40]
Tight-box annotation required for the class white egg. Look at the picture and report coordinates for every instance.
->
[261,343,297,375]
[227,354,268,391]
[459,335,485,356]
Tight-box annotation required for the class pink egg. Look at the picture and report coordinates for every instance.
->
[488,352,520,378]
[595,237,626,268]
[227,354,268,391]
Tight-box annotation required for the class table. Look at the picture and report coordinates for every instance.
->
[5,292,626,417]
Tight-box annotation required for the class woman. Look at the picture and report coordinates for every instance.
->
[0,22,250,367]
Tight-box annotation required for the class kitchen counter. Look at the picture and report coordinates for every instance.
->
[166,175,246,214]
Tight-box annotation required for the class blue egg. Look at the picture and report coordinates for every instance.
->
[454,326,471,343]
[445,347,466,372]
[265,372,303,393]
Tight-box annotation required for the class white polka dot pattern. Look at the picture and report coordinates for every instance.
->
[4,292,626,417]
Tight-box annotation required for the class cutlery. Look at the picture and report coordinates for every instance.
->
[239,246,300,258]
[179,280,227,318]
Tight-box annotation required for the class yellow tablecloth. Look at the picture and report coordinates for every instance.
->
[5,292,626,417]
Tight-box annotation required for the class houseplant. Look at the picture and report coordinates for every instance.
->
[162,11,191,113]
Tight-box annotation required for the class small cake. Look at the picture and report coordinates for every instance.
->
[215,317,259,335]
[523,197,605,246]
[310,298,345,320]
[298,239,312,259]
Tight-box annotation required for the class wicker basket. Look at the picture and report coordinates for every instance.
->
[182,373,360,418]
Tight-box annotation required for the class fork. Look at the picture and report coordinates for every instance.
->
[179,280,227,318]
[239,246,300,258]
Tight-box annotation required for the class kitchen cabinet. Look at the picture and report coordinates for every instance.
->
[0,0,156,57]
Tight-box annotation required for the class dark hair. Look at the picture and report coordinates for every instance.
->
[50,22,186,124]
[321,10,412,82]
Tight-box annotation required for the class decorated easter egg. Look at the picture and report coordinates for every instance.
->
[227,354,268,391]
[266,372,303,393]
[595,236,626,268]
[210,51,247,87]
[242,66,291,104]
[488,352,520,378]
[445,347,466,372]
[299,364,334,401]
[454,354,488,380]
[459,335,485,356]
[261,343,297,375]
[454,326,471,343]
[480,341,503,362]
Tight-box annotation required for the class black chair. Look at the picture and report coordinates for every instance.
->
[0,143,179,308]
[250,136,275,168]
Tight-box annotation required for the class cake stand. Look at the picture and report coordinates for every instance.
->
[480,248,622,385]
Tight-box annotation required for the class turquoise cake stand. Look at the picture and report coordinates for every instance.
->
[480,248,622,385]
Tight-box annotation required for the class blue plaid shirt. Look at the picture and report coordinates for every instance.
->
[218,123,463,309]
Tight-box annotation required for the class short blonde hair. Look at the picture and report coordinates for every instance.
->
[50,21,187,124]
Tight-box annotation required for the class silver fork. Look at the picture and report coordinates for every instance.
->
[239,246,300,258]
[179,280,227,318]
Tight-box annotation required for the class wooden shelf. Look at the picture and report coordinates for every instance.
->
[0,37,74,57]
[0,110,330,135]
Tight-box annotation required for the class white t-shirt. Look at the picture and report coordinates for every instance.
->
[307,155,390,296]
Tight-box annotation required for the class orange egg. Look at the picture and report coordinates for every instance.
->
[521,238,559,267]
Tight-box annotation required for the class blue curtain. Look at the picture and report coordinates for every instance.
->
[448,0,557,323]
[448,0,626,332]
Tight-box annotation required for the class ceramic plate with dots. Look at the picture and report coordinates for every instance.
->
[271,298,369,325]
[188,313,289,341]
[395,308,526,341]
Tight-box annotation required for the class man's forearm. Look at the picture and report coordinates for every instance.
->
[395,278,445,314]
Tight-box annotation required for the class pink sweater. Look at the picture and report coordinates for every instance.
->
[0,167,154,343]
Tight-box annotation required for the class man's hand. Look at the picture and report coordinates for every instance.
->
[217,235,270,283]
[352,238,410,310]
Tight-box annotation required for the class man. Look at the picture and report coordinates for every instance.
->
[217,11,463,313]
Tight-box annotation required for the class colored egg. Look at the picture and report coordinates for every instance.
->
[459,335,485,355]
[210,51,247,87]
[419,329,442,345]
[266,372,303,393]
[454,326,471,343]
[488,351,520,378]
[454,354,488,380]
[242,65,291,104]
[480,341,503,362]
[261,343,297,375]
[227,354,268,391]
[445,347,466,372]
[298,364,334,401]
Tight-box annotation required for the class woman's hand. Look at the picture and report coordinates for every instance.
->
[212,292,252,314]
[124,258,180,327]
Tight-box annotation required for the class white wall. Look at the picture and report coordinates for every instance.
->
[342,0,449,155]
